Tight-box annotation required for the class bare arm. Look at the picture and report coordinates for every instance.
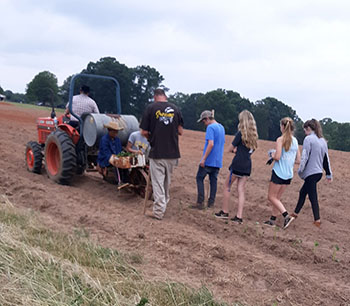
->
[126,141,141,154]
[178,125,183,136]
[272,137,283,161]
[200,140,214,167]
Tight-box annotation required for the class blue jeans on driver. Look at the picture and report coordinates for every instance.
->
[196,165,220,206]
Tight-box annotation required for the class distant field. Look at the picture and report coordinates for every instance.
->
[3,101,65,113]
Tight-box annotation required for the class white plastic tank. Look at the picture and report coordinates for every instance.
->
[83,113,139,147]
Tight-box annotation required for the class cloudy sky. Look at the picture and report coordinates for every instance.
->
[1,0,349,122]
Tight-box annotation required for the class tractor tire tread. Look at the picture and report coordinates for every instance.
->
[45,129,77,185]
[25,141,43,174]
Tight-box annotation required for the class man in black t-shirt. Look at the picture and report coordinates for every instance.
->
[140,88,184,220]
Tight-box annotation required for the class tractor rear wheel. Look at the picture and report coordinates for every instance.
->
[25,141,43,173]
[44,129,77,185]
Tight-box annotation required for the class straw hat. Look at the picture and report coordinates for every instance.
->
[104,121,124,131]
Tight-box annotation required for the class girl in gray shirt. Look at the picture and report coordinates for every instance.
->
[288,119,332,228]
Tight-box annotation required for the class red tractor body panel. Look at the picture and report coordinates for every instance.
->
[37,117,55,144]
[58,124,80,144]
[37,116,80,145]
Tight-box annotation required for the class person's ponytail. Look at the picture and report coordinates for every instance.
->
[281,117,294,151]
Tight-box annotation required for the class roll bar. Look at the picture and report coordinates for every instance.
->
[67,73,122,130]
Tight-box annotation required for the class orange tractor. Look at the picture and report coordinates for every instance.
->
[25,74,149,195]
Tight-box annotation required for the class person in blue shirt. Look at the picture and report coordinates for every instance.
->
[192,110,225,209]
[97,121,123,182]
[264,117,300,229]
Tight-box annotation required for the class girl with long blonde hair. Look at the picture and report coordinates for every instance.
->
[264,117,301,229]
[215,110,258,224]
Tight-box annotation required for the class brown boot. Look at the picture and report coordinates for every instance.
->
[313,220,321,227]
[190,203,204,210]
[291,213,298,218]
[145,209,162,220]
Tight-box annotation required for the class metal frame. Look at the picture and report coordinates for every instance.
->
[67,73,122,136]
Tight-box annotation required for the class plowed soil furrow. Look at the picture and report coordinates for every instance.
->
[1,102,349,305]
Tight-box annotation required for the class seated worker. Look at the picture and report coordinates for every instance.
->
[126,130,150,156]
[65,85,99,129]
[97,121,124,183]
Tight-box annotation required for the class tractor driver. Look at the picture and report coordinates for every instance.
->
[65,85,99,129]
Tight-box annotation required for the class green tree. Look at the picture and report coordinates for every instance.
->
[168,92,189,109]
[0,85,4,95]
[59,75,73,105]
[60,57,164,118]
[294,121,305,144]
[26,71,59,106]
[255,97,300,141]
[131,65,165,119]
[253,101,269,140]
[178,93,204,130]
[336,123,350,151]
[321,118,350,151]
[171,89,250,135]
[81,57,133,114]
[198,89,238,134]
[4,90,25,103]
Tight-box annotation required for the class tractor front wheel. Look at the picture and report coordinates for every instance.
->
[25,141,43,174]
[44,129,77,185]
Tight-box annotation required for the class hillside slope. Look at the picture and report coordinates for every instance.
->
[1,102,349,305]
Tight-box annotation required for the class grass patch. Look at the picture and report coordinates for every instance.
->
[0,195,225,305]
[4,101,64,113]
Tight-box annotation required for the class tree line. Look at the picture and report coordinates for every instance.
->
[1,57,349,151]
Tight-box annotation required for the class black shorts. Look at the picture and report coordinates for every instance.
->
[271,170,291,185]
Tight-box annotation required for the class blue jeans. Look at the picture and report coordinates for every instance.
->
[196,166,220,205]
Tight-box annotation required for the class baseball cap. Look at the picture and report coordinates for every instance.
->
[197,110,213,123]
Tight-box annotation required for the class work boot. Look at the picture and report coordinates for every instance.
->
[191,203,204,210]
[145,210,162,220]
[313,220,321,227]
[207,201,215,209]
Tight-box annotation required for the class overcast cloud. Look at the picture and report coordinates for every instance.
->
[1,0,349,122]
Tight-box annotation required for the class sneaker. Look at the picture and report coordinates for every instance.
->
[283,216,294,229]
[263,220,276,227]
[231,216,243,224]
[214,210,229,219]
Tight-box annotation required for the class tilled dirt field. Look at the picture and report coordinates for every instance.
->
[1,102,350,305]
